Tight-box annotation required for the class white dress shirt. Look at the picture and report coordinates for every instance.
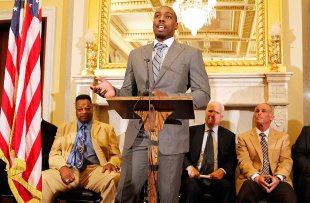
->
[152,37,174,64]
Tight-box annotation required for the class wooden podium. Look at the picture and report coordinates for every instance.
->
[106,96,194,203]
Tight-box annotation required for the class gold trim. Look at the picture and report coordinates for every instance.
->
[98,0,110,68]
[98,0,267,69]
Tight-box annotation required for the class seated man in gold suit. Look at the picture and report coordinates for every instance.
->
[42,94,121,203]
[236,103,297,203]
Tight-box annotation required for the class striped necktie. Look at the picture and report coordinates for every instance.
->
[259,133,270,176]
[152,43,167,81]
[75,125,87,172]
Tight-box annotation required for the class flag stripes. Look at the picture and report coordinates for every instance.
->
[0,0,42,202]
[0,0,24,166]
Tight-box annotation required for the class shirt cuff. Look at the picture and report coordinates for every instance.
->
[251,173,260,181]
[219,168,227,174]
[275,175,284,181]
[186,165,193,171]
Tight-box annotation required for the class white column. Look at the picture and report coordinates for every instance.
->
[67,0,89,121]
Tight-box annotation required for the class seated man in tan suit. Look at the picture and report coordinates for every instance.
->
[236,103,297,203]
[42,94,121,203]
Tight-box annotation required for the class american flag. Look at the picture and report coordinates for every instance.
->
[0,0,42,202]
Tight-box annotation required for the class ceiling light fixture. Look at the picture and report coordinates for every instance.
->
[173,0,217,36]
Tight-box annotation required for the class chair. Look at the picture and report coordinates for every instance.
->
[54,188,101,203]
[141,180,216,203]
[178,192,216,203]
[0,160,17,203]
[178,175,218,203]
[259,199,275,203]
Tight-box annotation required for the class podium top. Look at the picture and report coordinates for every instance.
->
[106,96,194,119]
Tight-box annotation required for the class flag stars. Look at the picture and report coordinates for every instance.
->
[13,7,18,12]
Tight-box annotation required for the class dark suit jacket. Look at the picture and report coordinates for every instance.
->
[183,124,237,183]
[292,126,310,190]
[41,119,57,170]
[115,40,211,155]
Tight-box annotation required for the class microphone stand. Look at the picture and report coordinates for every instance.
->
[143,59,152,96]
[143,58,159,201]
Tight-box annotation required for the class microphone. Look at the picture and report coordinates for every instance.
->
[142,59,151,96]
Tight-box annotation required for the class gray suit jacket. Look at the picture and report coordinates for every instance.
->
[115,40,211,154]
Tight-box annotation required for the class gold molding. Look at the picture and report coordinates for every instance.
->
[98,0,110,69]
[98,0,269,69]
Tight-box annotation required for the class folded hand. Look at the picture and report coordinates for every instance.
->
[187,165,200,179]
[254,175,279,193]
[59,166,75,184]
[102,163,120,173]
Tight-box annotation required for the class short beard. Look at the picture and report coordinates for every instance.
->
[155,33,166,40]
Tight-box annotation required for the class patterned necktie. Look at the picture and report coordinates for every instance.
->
[75,125,87,172]
[259,133,270,175]
[201,129,214,175]
[152,43,167,81]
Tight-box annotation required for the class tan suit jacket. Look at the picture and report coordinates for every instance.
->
[236,128,293,193]
[49,120,121,170]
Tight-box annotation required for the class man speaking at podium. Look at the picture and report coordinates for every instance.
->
[91,6,210,203]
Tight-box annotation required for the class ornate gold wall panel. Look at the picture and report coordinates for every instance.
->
[94,0,282,72]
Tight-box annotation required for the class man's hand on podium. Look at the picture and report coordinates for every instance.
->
[90,76,115,98]
[151,90,168,96]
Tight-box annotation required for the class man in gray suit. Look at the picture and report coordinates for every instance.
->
[91,6,210,203]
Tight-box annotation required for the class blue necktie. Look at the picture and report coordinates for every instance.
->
[75,125,86,172]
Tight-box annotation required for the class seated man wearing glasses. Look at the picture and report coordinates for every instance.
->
[181,101,237,203]
[42,94,121,203]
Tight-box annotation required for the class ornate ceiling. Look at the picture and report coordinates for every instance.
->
[109,0,257,63]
